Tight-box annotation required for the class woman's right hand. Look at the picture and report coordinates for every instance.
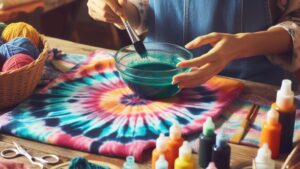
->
[87,0,127,25]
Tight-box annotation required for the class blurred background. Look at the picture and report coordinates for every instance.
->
[0,0,130,50]
[2,0,300,87]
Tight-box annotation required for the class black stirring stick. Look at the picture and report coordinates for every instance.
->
[121,17,147,58]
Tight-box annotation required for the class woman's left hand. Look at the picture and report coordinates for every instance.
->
[172,32,246,88]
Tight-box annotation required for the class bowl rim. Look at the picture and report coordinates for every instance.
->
[114,42,193,74]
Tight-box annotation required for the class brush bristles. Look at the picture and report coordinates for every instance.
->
[134,41,147,58]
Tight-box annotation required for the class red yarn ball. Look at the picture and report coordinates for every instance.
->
[2,53,34,72]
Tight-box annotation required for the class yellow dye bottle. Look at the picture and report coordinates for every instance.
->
[174,141,195,169]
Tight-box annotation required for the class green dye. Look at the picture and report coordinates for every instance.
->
[121,52,183,99]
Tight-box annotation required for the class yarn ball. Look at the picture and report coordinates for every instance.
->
[0,22,7,35]
[68,157,110,169]
[2,53,34,72]
[2,22,40,47]
[0,37,39,59]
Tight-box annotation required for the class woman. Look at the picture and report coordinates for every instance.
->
[88,0,300,88]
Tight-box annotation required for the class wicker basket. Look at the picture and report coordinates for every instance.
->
[0,35,48,109]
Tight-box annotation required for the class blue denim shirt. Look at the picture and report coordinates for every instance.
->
[144,0,294,86]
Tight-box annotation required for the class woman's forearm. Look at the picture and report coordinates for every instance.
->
[236,27,292,59]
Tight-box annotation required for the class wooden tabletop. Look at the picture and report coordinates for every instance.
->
[0,37,287,169]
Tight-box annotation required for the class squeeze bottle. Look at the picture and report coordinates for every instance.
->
[152,133,171,169]
[272,79,296,153]
[167,122,184,169]
[199,117,216,168]
[260,107,282,158]
[174,141,195,169]
[254,144,275,169]
[123,156,139,169]
[211,129,230,169]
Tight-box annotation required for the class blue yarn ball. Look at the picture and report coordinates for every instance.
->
[0,37,39,59]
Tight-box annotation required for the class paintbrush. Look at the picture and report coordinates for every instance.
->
[230,104,260,144]
[120,16,147,58]
[281,143,300,169]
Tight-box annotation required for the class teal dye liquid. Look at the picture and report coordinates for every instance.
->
[124,62,179,99]
[132,63,174,71]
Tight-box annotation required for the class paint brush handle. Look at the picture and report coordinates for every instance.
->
[281,143,300,169]
[120,16,140,43]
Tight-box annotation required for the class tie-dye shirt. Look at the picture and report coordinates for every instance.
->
[129,0,300,72]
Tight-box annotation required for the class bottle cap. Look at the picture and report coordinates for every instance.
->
[155,154,168,169]
[267,107,279,124]
[206,162,218,169]
[156,133,168,152]
[179,141,192,158]
[216,129,228,148]
[203,117,215,137]
[255,144,273,163]
[123,156,139,169]
[276,79,294,109]
[170,122,182,140]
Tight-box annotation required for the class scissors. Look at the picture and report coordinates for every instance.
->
[0,141,60,169]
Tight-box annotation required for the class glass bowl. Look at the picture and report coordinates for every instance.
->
[114,42,193,99]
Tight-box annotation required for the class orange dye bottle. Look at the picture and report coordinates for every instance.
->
[260,107,282,158]
[272,79,296,154]
[152,133,172,169]
[167,122,184,169]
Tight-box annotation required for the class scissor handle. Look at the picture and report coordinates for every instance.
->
[0,148,19,159]
[33,154,60,164]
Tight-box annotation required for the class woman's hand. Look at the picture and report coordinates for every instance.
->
[87,0,140,28]
[87,0,127,25]
[172,32,246,89]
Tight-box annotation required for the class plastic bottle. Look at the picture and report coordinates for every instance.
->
[155,155,168,169]
[199,117,216,168]
[272,79,296,153]
[260,107,282,158]
[211,129,230,169]
[152,133,171,169]
[167,122,184,169]
[254,144,275,169]
[174,141,195,169]
[123,156,139,169]
[206,162,218,169]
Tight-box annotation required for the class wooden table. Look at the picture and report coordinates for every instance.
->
[0,37,287,169]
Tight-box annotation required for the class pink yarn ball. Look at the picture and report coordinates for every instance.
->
[2,53,34,72]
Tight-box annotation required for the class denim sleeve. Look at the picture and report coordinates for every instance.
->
[267,0,300,72]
